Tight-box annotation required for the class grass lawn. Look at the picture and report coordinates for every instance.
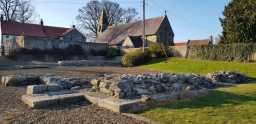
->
[141,57,256,77]
[139,58,256,124]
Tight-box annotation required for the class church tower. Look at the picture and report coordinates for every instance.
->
[97,9,109,36]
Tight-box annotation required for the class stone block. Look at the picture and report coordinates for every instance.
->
[22,92,85,108]
[27,85,48,94]
[47,84,63,92]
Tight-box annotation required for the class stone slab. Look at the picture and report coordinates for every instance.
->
[26,85,63,94]
[22,91,85,108]
[83,89,208,113]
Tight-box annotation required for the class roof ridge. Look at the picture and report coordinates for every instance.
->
[2,20,70,29]
[107,16,165,30]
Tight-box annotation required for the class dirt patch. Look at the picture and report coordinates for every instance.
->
[0,67,152,77]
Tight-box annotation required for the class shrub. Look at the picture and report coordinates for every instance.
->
[7,45,87,61]
[105,47,121,59]
[90,49,107,56]
[90,47,121,59]
[148,43,170,58]
[122,49,151,67]
[188,43,256,62]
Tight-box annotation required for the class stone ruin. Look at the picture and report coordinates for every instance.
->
[0,71,251,112]
[90,73,215,99]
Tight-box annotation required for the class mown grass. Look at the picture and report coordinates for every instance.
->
[139,58,256,124]
[141,57,256,77]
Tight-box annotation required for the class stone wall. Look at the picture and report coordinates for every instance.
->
[81,42,107,52]
[170,46,188,57]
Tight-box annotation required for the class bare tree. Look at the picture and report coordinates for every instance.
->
[76,0,138,38]
[77,0,101,36]
[16,0,35,23]
[0,0,36,23]
[0,0,20,21]
[123,8,138,23]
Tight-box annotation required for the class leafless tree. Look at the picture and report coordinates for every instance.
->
[0,0,20,21]
[0,0,36,23]
[16,0,35,23]
[123,8,138,23]
[76,0,138,38]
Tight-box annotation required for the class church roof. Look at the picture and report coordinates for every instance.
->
[1,21,73,38]
[96,16,166,45]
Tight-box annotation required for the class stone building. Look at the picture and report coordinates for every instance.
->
[96,10,175,48]
[0,19,86,55]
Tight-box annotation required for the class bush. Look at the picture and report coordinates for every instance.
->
[122,49,151,67]
[148,43,171,58]
[7,45,87,61]
[90,47,121,59]
[90,49,107,56]
[189,43,256,62]
[105,47,121,59]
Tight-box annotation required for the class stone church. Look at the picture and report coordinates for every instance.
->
[0,19,86,55]
[96,10,175,48]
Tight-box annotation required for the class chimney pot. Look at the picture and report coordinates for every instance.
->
[40,19,44,26]
[0,15,3,21]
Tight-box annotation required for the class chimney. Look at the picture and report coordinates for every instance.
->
[0,15,3,22]
[40,19,44,26]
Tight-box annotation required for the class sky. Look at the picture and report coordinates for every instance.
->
[32,0,230,42]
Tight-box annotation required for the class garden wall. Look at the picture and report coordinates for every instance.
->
[170,46,188,57]
[187,43,256,62]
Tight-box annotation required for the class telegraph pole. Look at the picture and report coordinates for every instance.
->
[142,0,146,52]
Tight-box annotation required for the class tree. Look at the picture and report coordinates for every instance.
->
[0,0,36,23]
[220,0,256,43]
[0,0,20,21]
[16,0,35,23]
[76,0,138,38]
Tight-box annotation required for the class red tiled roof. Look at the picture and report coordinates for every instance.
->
[96,16,171,45]
[1,21,72,38]
[174,42,187,46]
[188,39,211,46]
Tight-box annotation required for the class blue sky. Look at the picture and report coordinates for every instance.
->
[32,0,230,42]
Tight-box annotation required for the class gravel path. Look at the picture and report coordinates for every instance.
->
[0,86,149,124]
[0,67,152,77]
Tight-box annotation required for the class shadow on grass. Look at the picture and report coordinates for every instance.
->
[160,90,256,110]
[143,58,169,66]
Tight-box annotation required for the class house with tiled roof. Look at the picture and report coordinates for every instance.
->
[96,10,174,48]
[0,19,86,55]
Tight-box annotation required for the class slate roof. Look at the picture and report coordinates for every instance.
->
[96,16,166,45]
[188,39,211,46]
[1,21,72,38]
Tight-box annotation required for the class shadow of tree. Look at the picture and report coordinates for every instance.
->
[142,58,168,66]
[161,90,256,110]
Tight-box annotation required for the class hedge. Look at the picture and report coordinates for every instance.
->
[122,49,151,67]
[7,45,87,61]
[188,43,256,62]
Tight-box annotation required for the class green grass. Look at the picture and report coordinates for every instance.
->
[141,57,256,77]
[139,58,256,124]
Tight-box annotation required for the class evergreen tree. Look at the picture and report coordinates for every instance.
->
[220,0,256,43]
